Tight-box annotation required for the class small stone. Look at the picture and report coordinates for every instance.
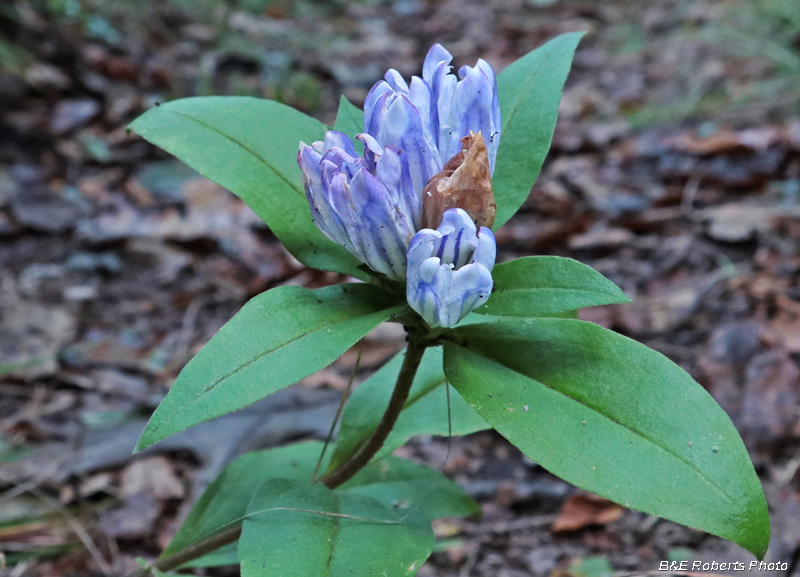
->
[25,62,72,91]
[50,99,101,135]
[11,189,84,233]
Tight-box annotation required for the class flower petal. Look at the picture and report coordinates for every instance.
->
[364,82,393,133]
[347,168,412,279]
[429,209,478,270]
[384,69,410,94]
[299,145,351,250]
[323,131,357,156]
[473,226,497,271]
[445,261,493,325]
[422,44,453,83]
[375,145,420,231]
[380,94,442,195]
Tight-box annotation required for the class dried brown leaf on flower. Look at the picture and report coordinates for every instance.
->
[422,131,496,230]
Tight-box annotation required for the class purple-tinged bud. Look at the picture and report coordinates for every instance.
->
[364,43,502,199]
[365,83,441,197]
[421,45,501,174]
[298,131,419,280]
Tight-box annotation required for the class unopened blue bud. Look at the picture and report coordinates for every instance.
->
[298,131,419,280]
[406,208,496,328]
[365,44,501,188]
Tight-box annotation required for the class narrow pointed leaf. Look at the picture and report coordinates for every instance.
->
[129,97,363,277]
[136,284,405,451]
[475,256,630,317]
[493,32,584,229]
[327,347,489,474]
[443,318,769,558]
[239,479,433,577]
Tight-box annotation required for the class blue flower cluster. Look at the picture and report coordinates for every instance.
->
[298,44,500,327]
[407,208,495,328]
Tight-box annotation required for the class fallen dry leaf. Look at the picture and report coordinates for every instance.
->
[552,493,624,532]
[771,296,800,353]
[120,455,184,500]
[668,126,787,155]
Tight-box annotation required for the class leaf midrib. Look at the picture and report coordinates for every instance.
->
[451,343,736,507]
[491,286,625,297]
[192,306,396,400]
[324,493,341,577]
[156,108,306,199]
[499,38,562,136]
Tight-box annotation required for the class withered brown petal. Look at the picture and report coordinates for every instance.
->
[421,131,496,230]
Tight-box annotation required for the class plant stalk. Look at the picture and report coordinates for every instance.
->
[321,331,426,488]
[133,327,427,575]
[133,525,241,576]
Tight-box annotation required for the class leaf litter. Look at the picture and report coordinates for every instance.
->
[2,0,800,575]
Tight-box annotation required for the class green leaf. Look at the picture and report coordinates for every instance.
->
[341,456,481,520]
[239,479,433,577]
[327,347,489,473]
[475,256,630,317]
[179,542,239,568]
[571,556,613,577]
[493,32,585,229]
[128,97,363,278]
[332,95,364,154]
[136,284,405,451]
[167,443,473,566]
[163,442,326,559]
[135,558,176,577]
[443,318,769,558]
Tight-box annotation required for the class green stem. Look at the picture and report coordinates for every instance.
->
[321,329,426,489]
[131,525,241,576]
[132,327,427,575]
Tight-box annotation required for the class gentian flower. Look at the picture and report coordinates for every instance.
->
[364,43,501,177]
[298,131,419,280]
[406,208,496,328]
[363,66,442,197]
[298,44,501,328]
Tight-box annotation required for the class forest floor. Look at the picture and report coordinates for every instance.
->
[1,0,800,575]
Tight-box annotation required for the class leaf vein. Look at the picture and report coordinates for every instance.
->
[158,108,305,198]
[456,344,735,506]
[499,41,560,135]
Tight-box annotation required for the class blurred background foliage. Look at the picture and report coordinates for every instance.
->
[3,0,798,122]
